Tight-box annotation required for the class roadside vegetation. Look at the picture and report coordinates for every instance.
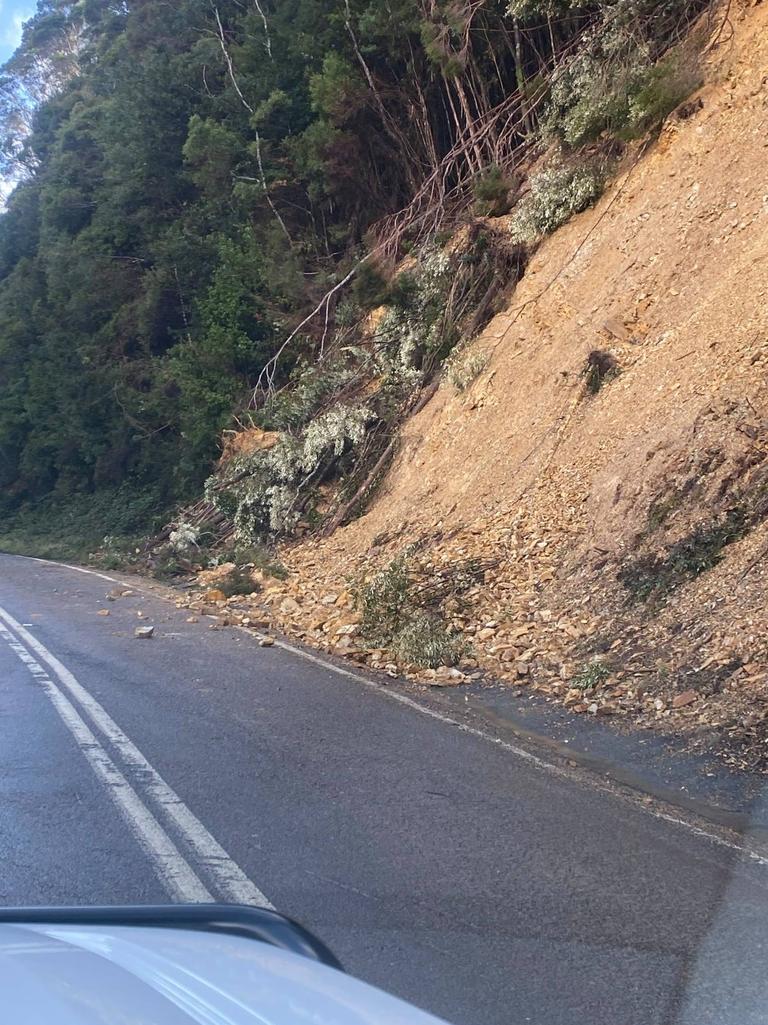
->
[0,0,709,564]
[354,550,467,669]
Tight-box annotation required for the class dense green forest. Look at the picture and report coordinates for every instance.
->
[0,0,707,556]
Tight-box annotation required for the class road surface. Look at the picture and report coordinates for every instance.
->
[1,552,768,1025]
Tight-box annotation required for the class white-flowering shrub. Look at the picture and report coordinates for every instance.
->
[374,246,451,386]
[263,355,358,430]
[509,161,605,244]
[209,403,374,541]
[541,17,649,147]
[301,404,371,469]
[536,0,700,147]
[205,244,463,544]
[169,521,199,552]
[446,349,489,391]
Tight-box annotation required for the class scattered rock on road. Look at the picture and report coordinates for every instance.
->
[134,625,154,639]
[259,636,275,647]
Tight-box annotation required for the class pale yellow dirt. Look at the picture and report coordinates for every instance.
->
[224,2,768,767]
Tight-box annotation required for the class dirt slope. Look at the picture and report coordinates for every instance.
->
[224,2,768,767]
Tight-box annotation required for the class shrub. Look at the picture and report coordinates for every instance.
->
[540,0,704,148]
[150,549,188,580]
[446,349,489,391]
[211,542,288,580]
[209,402,374,540]
[582,349,619,394]
[391,610,466,669]
[233,544,288,580]
[550,57,698,147]
[473,164,511,217]
[357,552,413,644]
[622,57,702,138]
[355,550,464,668]
[573,660,611,690]
[546,50,637,148]
[374,246,453,386]
[261,355,357,431]
[217,564,261,598]
[509,161,606,244]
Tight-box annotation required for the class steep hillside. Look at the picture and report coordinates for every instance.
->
[243,0,768,768]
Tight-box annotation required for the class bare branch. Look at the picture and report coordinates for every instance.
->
[253,0,273,59]
[252,253,376,402]
[213,6,292,244]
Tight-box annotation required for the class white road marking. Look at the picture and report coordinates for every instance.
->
[272,637,768,866]
[0,621,212,903]
[25,555,127,585]
[9,555,768,868]
[0,604,273,908]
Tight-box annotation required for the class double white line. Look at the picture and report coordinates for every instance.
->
[0,603,272,908]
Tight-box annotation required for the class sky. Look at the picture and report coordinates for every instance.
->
[0,1,37,65]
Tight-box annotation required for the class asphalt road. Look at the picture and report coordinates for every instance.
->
[2,553,768,1025]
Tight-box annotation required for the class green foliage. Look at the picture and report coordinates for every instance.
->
[582,349,619,394]
[183,116,242,195]
[573,660,611,690]
[446,349,489,391]
[211,402,374,540]
[374,247,453,385]
[0,0,710,555]
[541,1,704,148]
[391,610,466,669]
[217,564,261,598]
[150,549,188,580]
[509,160,606,243]
[621,57,702,139]
[473,165,511,217]
[619,507,749,602]
[357,551,413,644]
[309,53,365,124]
[0,484,169,567]
[260,355,358,432]
[228,543,288,581]
[355,550,464,668]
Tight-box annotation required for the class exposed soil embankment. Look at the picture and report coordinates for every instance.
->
[192,2,768,770]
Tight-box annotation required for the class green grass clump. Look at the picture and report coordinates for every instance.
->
[573,660,611,690]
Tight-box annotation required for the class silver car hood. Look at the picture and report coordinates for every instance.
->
[0,922,448,1024]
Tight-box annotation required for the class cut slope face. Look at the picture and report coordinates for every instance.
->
[262,2,768,767]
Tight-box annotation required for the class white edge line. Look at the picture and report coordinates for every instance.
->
[269,636,768,865]
[24,555,125,585]
[13,555,768,868]
[0,620,212,903]
[0,603,273,909]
